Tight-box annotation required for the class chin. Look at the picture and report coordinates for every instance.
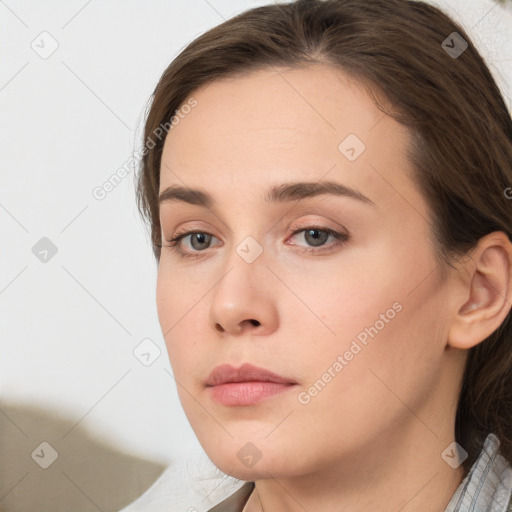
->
[215,463,267,481]
[202,440,301,481]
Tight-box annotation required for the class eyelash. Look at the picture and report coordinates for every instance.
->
[163,223,349,260]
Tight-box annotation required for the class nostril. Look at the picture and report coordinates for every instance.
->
[215,319,260,333]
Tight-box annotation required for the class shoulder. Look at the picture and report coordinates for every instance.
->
[207,482,255,512]
[118,461,248,512]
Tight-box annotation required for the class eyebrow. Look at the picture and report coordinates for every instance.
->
[158,181,375,208]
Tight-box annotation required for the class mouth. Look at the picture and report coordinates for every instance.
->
[205,363,297,406]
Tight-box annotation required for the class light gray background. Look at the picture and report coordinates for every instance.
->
[1,1,511,511]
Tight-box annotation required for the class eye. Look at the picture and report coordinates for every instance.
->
[164,230,218,259]
[286,225,349,254]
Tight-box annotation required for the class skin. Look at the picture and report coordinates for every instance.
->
[156,64,512,511]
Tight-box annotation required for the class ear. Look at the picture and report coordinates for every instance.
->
[448,231,512,350]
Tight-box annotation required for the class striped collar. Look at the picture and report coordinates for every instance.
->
[444,433,512,512]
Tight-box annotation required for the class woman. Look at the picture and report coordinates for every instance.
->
[135,0,512,510]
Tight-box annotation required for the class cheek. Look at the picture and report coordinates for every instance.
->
[156,259,201,331]
[316,269,447,418]
[295,250,401,341]
[292,291,446,457]
[156,264,202,374]
[300,239,444,390]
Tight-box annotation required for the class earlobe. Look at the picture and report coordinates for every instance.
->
[448,232,512,350]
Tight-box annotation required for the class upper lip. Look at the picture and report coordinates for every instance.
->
[205,363,296,386]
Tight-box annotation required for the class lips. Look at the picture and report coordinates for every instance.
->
[205,363,297,406]
[205,363,296,387]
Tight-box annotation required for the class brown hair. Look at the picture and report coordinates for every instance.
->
[135,0,512,472]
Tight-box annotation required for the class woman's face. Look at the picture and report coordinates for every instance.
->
[156,65,461,479]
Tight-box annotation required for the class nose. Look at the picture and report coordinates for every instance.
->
[209,250,279,337]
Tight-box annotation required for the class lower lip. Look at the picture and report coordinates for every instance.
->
[208,381,295,406]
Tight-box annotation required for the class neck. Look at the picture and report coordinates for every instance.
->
[243,424,466,512]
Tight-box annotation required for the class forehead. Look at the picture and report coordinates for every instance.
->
[159,64,422,217]
[163,64,384,156]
